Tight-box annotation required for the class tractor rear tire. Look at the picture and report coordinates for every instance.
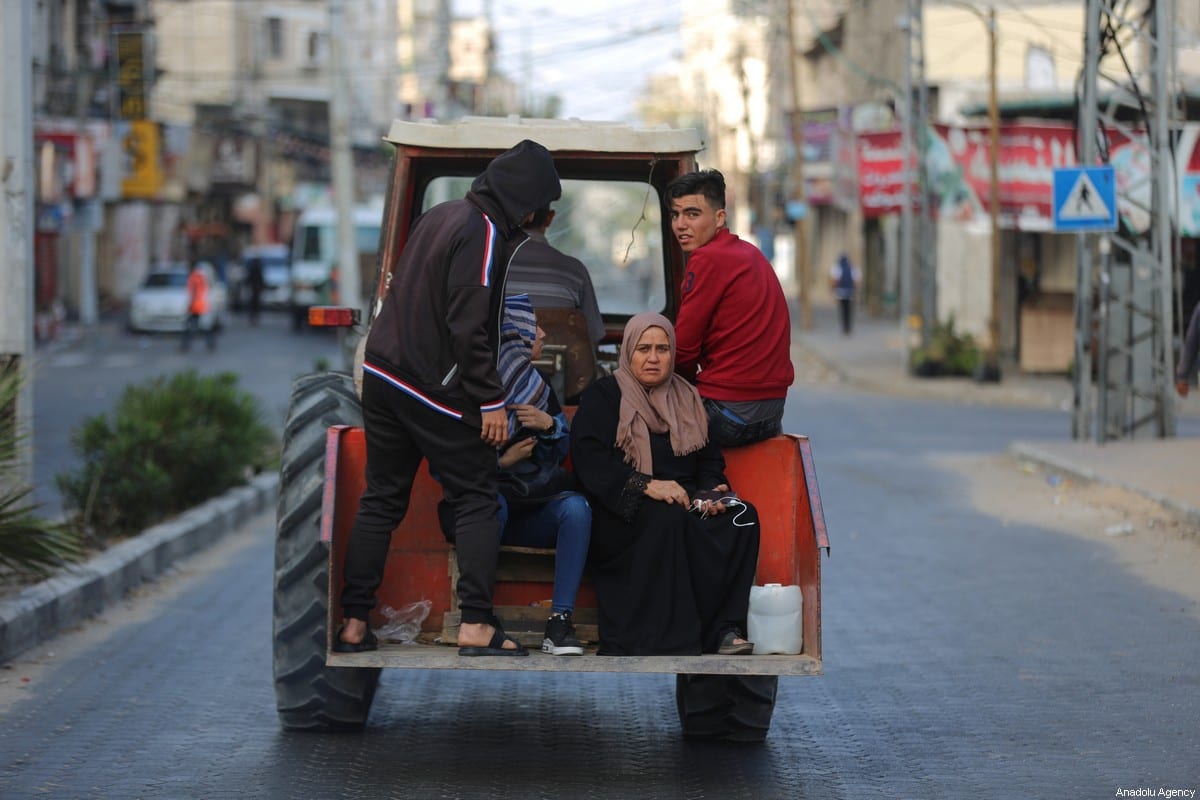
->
[273,371,380,731]
[675,674,778,742]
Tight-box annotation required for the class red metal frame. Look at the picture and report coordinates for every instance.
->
[372,147,698,322]
[318,138,829,668]
[323,430,827,664]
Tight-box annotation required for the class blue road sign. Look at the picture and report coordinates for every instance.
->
[1053,166,1117,232]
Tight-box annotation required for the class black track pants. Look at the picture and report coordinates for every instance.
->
[340,372,501,625]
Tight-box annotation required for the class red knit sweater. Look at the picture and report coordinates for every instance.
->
[674,228,794,402]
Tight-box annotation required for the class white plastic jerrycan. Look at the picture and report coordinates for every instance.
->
[747,583,803,655]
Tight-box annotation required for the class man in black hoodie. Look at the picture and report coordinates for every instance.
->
[336,140,562,656]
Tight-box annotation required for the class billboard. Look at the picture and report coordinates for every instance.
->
[114,30,147,121]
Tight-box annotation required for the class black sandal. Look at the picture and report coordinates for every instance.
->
[717,630,755,656]
[458,624,529,657]
[332,625,378,653]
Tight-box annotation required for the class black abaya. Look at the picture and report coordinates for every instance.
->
[569,376,760,656]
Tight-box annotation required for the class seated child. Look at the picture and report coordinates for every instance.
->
[493,294,592,656]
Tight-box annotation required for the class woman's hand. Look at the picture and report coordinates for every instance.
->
[498,437,536,469]
[644,479,691,507]
[699,483,731,515]
[510,404,555,434]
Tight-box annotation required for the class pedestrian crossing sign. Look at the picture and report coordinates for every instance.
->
[1053,166,1117,231]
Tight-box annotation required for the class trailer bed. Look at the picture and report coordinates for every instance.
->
[329,644,823,676]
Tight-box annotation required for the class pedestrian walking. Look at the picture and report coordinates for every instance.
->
[181,262,216,353]
[246,256,265,327]
[829,253,862,336]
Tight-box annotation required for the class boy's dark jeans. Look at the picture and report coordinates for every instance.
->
[703,398,782,448]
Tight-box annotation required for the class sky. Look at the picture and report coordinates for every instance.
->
[453,1,684,122]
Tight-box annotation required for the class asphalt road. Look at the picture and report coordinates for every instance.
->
[29,309,344,520]
[2,378,1197,798]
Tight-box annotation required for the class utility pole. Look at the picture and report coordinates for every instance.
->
[436,0,453,117]
[1,0,36,483]
[914,0,934,351]
[735,43,763,233]
[984,5,1001,379]
[74,2,99,327]
[329,0,360,359]
[1070,1,1100,440]
[1077,0,1177,442]
[899,1,916,356]
[785,0,812,329]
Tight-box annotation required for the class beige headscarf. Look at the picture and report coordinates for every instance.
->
[613,312,709,473]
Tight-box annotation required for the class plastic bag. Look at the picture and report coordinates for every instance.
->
[372,599,432,644]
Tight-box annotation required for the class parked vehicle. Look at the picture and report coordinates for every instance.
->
[127,263,226,334]
[272,118,830,742]
[288,204,382,330]
[229,244,291,311]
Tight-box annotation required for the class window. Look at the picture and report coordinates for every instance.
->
[266,17,283,59]
[298,224,381,261]
[145,271,189,288]
[306,31,326,65]
[421,177,666,315]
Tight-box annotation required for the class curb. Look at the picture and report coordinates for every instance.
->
[1008,441,1200,527]
[0,473,279,665]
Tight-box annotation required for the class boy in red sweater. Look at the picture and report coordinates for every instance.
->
[666,169,794,446]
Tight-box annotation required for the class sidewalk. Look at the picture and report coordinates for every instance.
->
[792,302,1200,527]
[0,475,278,664]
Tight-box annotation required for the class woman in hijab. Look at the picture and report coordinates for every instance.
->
[493,294,592,656]
[568,312,760,656]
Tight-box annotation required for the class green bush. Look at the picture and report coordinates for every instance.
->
[909,315,981,377]
[57,370,277,540]
[0,363,86,578]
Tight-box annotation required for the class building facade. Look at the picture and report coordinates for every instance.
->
[29,0,510,333]
[666,0,1199,373]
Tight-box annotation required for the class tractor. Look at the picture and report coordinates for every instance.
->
[272,117,829,742]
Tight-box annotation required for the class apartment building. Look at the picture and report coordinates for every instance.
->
[30,0,511,324]
[670,0,1199,373]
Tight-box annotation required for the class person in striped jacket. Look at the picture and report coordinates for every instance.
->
[336,140,561,657]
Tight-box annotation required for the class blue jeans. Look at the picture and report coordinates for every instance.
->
[498,493,591,615]
[703,398,783,447]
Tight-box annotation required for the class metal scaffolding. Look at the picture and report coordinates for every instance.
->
[1073,0,1179,442]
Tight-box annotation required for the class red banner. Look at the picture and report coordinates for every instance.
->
[852,122,1194,232]
[857,130,911,218]
[34,127,96,200]
[947,124,1074,222]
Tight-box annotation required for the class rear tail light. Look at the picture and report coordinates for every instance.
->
[308,306,360,327]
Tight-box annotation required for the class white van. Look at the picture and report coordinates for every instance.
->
[289,204,383,330]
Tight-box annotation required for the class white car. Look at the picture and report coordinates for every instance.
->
[127,263,227,334]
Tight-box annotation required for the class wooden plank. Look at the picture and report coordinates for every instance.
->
[448,546,559,584]
[441,606,599,647]
[328,642,823,676]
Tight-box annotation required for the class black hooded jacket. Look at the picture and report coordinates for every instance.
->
[362,140,562,426]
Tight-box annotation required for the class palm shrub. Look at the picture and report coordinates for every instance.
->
[0,363,86,578]
[57,370,277,540]
[909,314,981,377]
